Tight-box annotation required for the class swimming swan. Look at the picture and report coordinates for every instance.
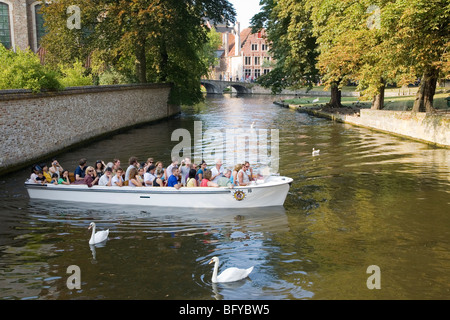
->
[209,256,254,283]
[312,148,320,156]
[88,222,109,245]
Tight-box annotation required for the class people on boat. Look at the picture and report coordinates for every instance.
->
[200,170,219,187]
[180,158,191,186]
[217,169,233,188]
[128,167,143,187]
[125,156,139,182]
[74,158,87,181]
[167,167,182,189]
[29,165,40,183]
[72,166,98,187]
[51,173,59,185]
[155,161,165,185]
[35,171,47,184]
[94,160,105,179]
[153,169,164,187]
[98,167,113,186]
[58,170,71,185]
[144,165,156,186]
[112,159,121,173]
[238,163,251,186]
[231,163,243,186]
[165,157,179,181]
[211,159,224,183]
[186,168,198,187]
[197,160,207,183]
[41,163,52,183]
[112,168,124,186]
[49,158,64,179]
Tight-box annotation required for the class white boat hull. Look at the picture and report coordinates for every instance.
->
[25,176,293,208]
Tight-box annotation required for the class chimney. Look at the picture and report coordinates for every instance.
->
[234,22,241,56]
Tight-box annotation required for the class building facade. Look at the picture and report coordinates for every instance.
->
[211,22,274,82]
[0,0,45,52]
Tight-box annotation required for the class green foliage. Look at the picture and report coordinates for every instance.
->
[40,0,236,105]
[0,44,63,92]
[58,60,93,87]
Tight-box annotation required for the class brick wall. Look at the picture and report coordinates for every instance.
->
[0,83,178,174]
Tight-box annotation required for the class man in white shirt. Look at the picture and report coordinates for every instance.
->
[211,158,224,183]
[99,167,113,186]
[144,165,156,186]
[165,157,179,180]
[112,168,124,186]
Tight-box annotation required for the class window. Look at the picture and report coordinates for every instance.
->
[262,44,268,51]
[251,43,258,51]
[255,69,261,78]
[34,4,47,49]
[244,69,251,79]
[244,56,251,65]
[263,69,270,75]
[0,2,11,49]
[254,56,260,66]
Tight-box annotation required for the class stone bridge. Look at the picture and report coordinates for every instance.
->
[200,79,252,94]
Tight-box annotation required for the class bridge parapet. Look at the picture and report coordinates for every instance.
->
[200,79,252,94]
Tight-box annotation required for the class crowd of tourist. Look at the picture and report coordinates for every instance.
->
[28,156,256,189]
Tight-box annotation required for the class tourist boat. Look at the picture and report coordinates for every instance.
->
[24,175,293,208]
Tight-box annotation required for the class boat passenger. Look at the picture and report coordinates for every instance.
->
[29,165,40,183]
[58,170,71,185]
[112,168,124,186]
[165,157,179,181]
[51,173,59,185]
[231,163,243,186]
[128,167,143,187]
[41,163,52,183]
[200,170,219,187]
[112,159,121,173]
[94,160,105,179]
[144,165,156,186]
[74,158,87,181]
[238,163,251,186]
[72,166,98,187]
[143,158,154,172]
[197,160,207,183]
[49,158,64,179]
[210,159,224,183]
[167,167,182,189]
[217,169,233,188]
[244,161,254,181]
[186,169,198,187]
[125,156,139,182]
[180,158,191,186]
[98,167,113,186]
[35,171,47,185]
[155,161,166,185]
[153,169,164,187]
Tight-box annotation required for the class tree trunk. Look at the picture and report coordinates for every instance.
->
[412,67,438,113]
[159,40,169,82]
[329,82,342,108]
[371,79,385,110]
[135,38,147,83]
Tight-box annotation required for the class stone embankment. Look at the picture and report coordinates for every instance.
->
[0,84,179,175]
[274,101,450,148]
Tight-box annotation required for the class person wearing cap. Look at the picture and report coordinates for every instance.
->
[144,164,157,186]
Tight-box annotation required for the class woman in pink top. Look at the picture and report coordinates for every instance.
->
[200,170,218,187]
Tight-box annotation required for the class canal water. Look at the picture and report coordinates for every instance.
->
[0,95,449,300]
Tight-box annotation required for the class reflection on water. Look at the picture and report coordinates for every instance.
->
[0,95,449,300]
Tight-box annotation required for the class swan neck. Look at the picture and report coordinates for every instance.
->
[90,225,96,241]
[212,260,219,282]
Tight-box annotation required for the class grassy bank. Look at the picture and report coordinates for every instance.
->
[283,92,449,111]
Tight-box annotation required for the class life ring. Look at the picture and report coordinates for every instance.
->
[233,190,246,201]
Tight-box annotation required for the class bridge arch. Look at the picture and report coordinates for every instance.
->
[200,80,252,94]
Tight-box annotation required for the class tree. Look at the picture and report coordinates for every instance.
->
[251,0,319,94]
[382,0,450,112]
[41,0,236,105]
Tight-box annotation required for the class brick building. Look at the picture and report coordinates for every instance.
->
[210,22,274,82]
[0,0,45,52]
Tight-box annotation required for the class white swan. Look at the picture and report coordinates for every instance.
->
[312,97,319,103]
[209,256,254,283]
[250,121,255,129]
[312,148,320,156]
[88,222,109,245]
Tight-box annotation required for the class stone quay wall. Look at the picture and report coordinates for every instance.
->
[281,102,450,148]
[0,83,179,175]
